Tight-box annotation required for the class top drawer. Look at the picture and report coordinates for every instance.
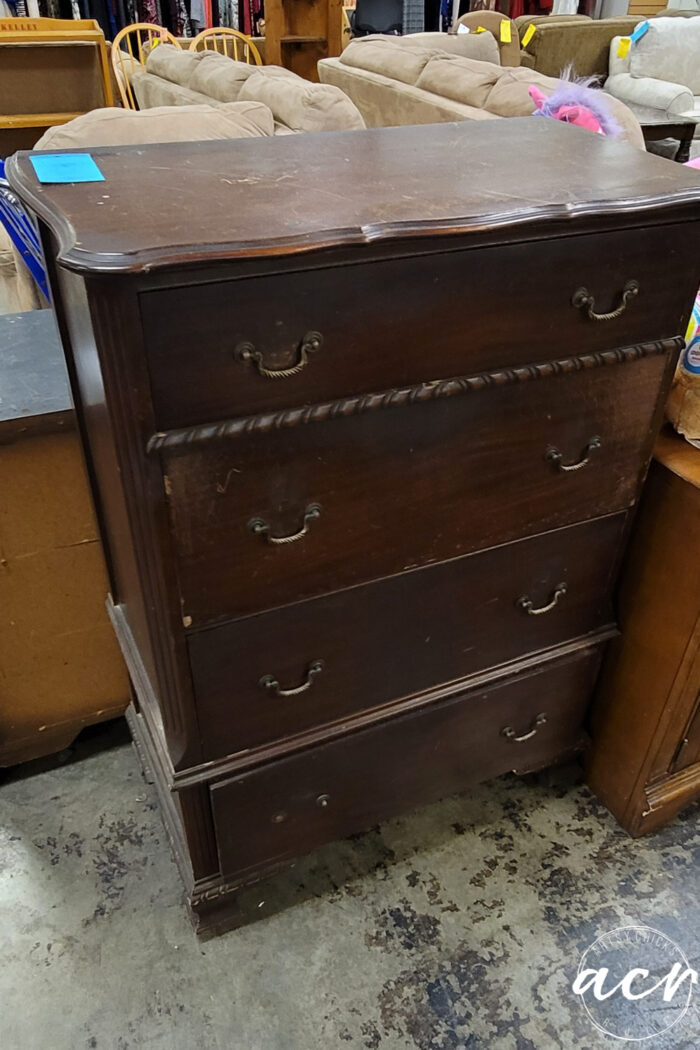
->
[140,225,697,430]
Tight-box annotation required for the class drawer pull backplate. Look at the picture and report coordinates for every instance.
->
[572,279,639,322]
[517,582,567,616]
[248,503,322,545]
[545,436,601,473]
[260,659,325,698]
[234,331,324,379]
[502,713,548,743]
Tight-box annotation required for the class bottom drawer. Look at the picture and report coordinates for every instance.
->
[211,644,603,879]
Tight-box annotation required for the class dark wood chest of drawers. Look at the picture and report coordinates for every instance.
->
[10,119,700,934]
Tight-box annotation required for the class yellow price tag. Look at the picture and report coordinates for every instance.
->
[475,26,486,33]
[521,24,536,47]
[500,20,512,44]
[617,37,631,58]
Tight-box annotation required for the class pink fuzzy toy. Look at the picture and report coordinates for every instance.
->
[529,74,622,139]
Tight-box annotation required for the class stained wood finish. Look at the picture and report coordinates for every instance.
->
[142,225,697,430]
[587,430,700,836]
[7,121,700,273]
[9,123,699,932]
[190,514,625,760]
[166,352,666,625]
[211,646,603,878]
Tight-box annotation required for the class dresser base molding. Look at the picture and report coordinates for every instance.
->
[126,637,605,935]
[187,741,591,939]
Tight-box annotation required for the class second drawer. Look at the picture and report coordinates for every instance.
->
[188,513,625,762]
[164,350,666,625]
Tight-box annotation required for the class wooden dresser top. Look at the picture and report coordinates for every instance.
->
[8,118,700,274]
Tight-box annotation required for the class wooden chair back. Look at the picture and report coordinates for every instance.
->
[111,23,182,109]
[188,27,262,65]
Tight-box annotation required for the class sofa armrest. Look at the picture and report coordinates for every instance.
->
[607,36,631,77]
[605,72,695,115]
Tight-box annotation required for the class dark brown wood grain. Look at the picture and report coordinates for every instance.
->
[142,226,697,430]
[6,120,700,273]
[165,353,667,626]
[189,514,625,761]
[211,644,603,878]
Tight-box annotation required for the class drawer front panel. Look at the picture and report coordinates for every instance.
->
[210,646,602,878]
[190,514,625,761]
[142,225,694,429]
[165,352,667,625]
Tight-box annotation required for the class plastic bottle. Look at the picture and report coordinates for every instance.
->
[667,294,700,449]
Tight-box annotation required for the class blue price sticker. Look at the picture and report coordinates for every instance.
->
[30,153,105,185]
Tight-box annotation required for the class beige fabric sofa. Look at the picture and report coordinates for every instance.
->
[606,17,700,121]
[1,100,288,315]
[318,36,644,147]
[132,44,365,134]
[514,15,642,78]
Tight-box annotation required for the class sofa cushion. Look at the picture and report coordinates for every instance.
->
[416,54,502,108]
[239,71,365,131]
[484,66,558,116]
[189,52,259,102]
[145,43,202,87]
[34,102,274,150]
[131,69,221,109]
[403,30,500,64]
[340,37,438,85]
[630,17,700,93]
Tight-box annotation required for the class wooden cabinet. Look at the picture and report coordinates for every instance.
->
[587,429,700,835]
[8,118,700,933]
[0,311,129,766]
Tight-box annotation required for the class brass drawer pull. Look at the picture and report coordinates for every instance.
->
[517,583,567,616]
[260,659,325,698]
[234,331,323,379]
[248,503,321,545]
[502,713,547,743]
[545,436,601,472]
[572,279,639,322]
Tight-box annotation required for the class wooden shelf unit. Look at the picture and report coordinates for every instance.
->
[265,0,343,81]
[0,18,113,158]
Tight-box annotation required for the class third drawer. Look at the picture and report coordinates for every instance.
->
[188,513,625,762]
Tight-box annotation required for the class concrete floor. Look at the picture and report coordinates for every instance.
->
[0,720,697,1050]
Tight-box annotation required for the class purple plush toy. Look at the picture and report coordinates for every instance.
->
[529,71,622,139]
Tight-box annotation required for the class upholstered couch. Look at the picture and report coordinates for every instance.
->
[514,15,642,78]
[318,35,644,146]
[606,17,700,121]
[451,11,522,67]
[515,10,699,79]
[130,43,365,133]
